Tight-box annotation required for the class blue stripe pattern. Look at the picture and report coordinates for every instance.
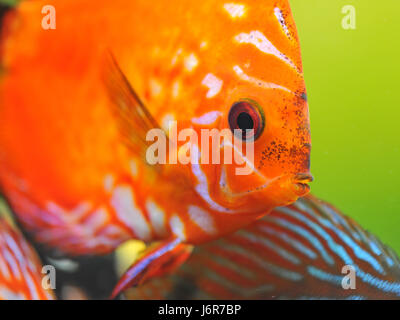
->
[127,195,400,300]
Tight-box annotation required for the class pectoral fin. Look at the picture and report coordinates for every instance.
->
[111,238,193,299]
[102,52,167,162]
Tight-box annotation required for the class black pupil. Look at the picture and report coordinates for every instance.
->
[237,112,254,131]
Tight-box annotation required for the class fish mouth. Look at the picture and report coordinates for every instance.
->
[291,173,314,197]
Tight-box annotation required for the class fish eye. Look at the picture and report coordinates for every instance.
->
[228,99,265,141]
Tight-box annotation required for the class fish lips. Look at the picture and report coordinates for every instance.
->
[291,173,314,197]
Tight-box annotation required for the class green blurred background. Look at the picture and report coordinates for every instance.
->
[291,0,400,254]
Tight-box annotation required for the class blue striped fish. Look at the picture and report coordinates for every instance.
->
[125,195,400,300]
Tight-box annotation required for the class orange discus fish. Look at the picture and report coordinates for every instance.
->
[0,0,311,296]
[126,195,400,300]
[0,212,54,300]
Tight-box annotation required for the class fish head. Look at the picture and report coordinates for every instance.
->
[192,0,312,214]
[98,0,312,215]
[204,86,312,213]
